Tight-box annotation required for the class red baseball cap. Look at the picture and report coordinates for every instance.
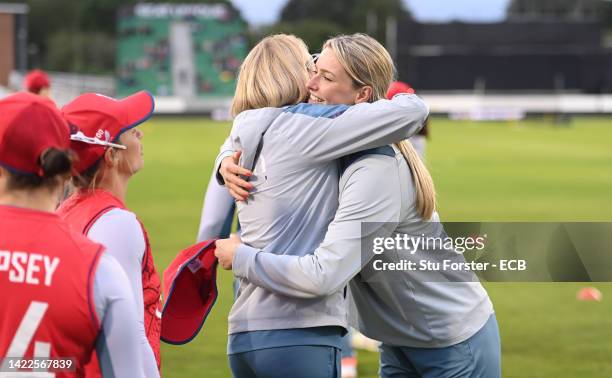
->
[0,92,69,176]
[61,90,155,173]
[386,81,415,100]
[161,240,219,345]
[24,69,51,94]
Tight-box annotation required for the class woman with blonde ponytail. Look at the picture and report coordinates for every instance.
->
[395,139,436,219]
[216,33,500,377]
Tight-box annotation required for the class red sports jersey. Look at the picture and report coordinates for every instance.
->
[0,205,103,377]
[57,189,162,375]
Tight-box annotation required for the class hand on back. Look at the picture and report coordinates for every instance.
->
[220,151,253,201]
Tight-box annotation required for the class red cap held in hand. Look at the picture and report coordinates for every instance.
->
[161,240,219,345]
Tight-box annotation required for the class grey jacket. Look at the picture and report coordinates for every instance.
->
[215,94,429,334]
[233,147,494,347]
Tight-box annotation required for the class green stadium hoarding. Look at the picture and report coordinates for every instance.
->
[117,3,247,98]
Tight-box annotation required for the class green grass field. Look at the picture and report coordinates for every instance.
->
[127,116,612,377]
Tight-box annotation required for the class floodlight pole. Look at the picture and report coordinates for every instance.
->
[386,16,398,63]
[367,10,377,37]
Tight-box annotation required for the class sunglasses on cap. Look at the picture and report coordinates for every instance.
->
[70,131,127,150]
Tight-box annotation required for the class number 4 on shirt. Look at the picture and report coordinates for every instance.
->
[2,301,55,377]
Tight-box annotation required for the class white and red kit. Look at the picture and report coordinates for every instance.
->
[58,189,161,376]
[0,205,102,376]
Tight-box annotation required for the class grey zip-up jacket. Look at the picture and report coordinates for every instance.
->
[232,146,493,347]
[215,94,429,334]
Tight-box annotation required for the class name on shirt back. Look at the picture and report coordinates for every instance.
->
[0,250,60,286]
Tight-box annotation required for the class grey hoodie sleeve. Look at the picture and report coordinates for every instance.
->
[279,94,428,163]
[232,156,400,298]
[213,93,429,181]
[197,170,236,241]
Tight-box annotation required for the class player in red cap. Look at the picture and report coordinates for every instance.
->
[0,92,146,377]
[23,69,51,97]
[56,91,161,378]
[387,81,429,160]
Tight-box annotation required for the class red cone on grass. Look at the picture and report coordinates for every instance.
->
[577,287,602,302]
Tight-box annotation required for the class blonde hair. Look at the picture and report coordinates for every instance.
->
[72,159,103,190]
[231,34,311,117]
[322,33,395,103]
[395,139,436,220]
[324,33,436,220]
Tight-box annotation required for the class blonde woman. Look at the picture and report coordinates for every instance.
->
[57,92,161,378]
[212,34,428,377]
[216,34,501,378]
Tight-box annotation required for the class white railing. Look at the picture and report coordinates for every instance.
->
[8,71,115,107]
[5,71,612,116]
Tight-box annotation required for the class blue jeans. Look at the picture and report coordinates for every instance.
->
[229,345,341,378]
[379,314,501,378]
